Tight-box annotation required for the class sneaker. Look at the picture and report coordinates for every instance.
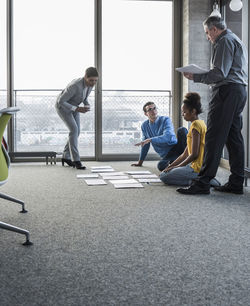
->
[213,182,243,194]
[177,182,210,195]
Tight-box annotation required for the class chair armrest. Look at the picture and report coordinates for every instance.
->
[0,107,20,114]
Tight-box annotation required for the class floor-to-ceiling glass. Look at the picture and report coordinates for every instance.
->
[13,0,95,156]
[102,0,172,155]
[0,0,7,109]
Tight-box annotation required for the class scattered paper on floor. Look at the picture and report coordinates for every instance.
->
[91,169,115,173]
[125,171,152,175]
[109,179,138,185]
[101,176,129,180]
[77,174,99,179]
[114,183,144,189]
[138,178,162,183]
[131,174,158,179]
[84,179,107,185]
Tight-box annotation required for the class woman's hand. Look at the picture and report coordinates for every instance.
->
[77,106,90,113]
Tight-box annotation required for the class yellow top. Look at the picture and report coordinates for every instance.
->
[187,119,207,173]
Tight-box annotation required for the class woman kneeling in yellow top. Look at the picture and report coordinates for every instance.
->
[160,92,220,187]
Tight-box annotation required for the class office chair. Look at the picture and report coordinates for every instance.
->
[0,107,32,246]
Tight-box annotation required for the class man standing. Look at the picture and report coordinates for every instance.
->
[131,102,187,171]
[178,16,248,195]
[56,67,98,169]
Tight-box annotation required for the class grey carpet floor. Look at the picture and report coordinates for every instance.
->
[0,161,250,306]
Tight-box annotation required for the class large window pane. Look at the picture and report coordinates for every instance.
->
[13,0,95,156]
[0,0,7,108]
[102,0,172,155]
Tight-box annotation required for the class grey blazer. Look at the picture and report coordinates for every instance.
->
[56,77,93,112]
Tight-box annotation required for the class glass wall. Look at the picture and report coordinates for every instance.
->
[6,0,174,160]
[102,0,173,155]
[0,0,7,108]
[13,0,95,156]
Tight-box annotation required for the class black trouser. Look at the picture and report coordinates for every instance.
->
[157,127,188,171]
[198,83,247,187]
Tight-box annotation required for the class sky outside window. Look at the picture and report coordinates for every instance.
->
[14,0,94,90]
[13,0,172,91]
[102,0,172,90]
[0,0,7,90]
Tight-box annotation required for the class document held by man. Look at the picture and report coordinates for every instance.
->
[176,64,208,74]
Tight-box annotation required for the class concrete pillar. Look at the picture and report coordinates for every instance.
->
[182,0,211,124]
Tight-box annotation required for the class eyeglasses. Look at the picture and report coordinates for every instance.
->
[146,106,157,112]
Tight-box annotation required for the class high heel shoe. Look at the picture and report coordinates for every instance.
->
[72,161,86,170]
[62,158,74,167]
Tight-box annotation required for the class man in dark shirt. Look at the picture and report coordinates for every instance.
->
[177,16,248,195]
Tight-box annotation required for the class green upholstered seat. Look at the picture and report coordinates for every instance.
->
[0,108,32,246]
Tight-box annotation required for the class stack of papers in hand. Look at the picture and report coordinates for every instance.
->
[176,64,209,74]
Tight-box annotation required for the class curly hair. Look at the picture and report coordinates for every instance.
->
[183,92,203,115]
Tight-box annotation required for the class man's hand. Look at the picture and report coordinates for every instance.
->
[131,160,143,167]
[134,139,151,147]
[183,72,194,80]
[76,106,90,113]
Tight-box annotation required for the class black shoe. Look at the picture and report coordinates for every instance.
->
[177,182,210,195]
[73,161,86,170]
[214,182,243,194]
[62,158,74,167]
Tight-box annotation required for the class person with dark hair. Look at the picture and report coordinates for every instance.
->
[178,16,248,195]
[131,102,188,171]
[160,92,220,186]
[55,67,98,169]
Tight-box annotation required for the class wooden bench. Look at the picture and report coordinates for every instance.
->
[245,167,250,187]
[9,151,57,165]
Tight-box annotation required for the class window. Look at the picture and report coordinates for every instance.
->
[13,0,95,156]
[0,0,7,108]
[102,0,173,155]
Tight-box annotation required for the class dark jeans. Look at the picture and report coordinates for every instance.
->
[157,127,188,171]
[197,83,247,187]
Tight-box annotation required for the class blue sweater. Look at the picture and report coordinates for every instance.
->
[139,116,177,161]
